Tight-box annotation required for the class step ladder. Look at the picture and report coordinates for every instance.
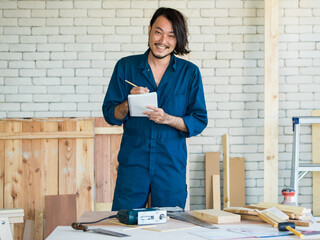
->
[290,116,320,203]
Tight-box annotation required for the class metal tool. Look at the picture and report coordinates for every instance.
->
[117,208,167,225]
[167,211,218,229]
[278,222,305,239]
[71,222,130,237]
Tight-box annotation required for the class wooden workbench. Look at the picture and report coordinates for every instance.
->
[46,211,320,240]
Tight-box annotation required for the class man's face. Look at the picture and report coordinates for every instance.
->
[148,15,177,60]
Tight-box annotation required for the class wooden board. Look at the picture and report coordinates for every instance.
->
[222,134,230,208]
[94,118,121,204]
[230,157,245,207]
[193,209,241,224]
[312,110,320,216]
[212,174,221,210]
[44,194,77,238]
[264,0,279,204]
[0,121,4,208]
[205,152,220,209]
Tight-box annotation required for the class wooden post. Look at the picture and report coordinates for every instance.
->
[264,0,279,203]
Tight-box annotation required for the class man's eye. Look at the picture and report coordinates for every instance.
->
[169,35,175,38]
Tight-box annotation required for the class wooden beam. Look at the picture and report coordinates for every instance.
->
[95,127,123,135]
[264,0,279,203]
[312,110,320,216]
[0,131,94,140]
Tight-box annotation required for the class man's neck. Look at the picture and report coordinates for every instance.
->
[148,51,171,69]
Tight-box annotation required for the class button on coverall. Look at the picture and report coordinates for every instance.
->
[102,50,207,211]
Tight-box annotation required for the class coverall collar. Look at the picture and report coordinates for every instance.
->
[140,49,177,90]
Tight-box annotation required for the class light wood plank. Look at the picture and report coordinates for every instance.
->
[95,118,112,203]
[76,119,95,218]
[205,152,220,209]
[230,157,245,207]
[22,219,34,240]
[34,208,43,240]
[222,134,230,208]
[0,121,4,208]
[59,119,77,195]
[312,110,320,216]
[110,134,121,203]
[193,209,241,224]
[212,174,221,210]
[0,131,94,140]
[4,120,24,240]
[95,127,123,135]
[264,0,279,203]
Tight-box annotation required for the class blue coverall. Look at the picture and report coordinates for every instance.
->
[102,50,207,210]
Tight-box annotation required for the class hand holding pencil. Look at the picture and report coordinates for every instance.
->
[125,80,149,95]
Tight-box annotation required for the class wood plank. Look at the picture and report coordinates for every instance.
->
[312,110,320,216]
[0,131,94,140]
[95,127,123,135]
[34,208,43,240]
[264,0,279,204]
[110,134,121,203]
[222,134,230,208]
[75,119,95,218]
[230,157,245,207]
[212,174,221,210]
[193,209,241,224]
[4,120,24,240]
[44,194,77,239]
[0,121,4,208]
[95,118,112,203]
[59,119,77,195]
[205,152,220,209]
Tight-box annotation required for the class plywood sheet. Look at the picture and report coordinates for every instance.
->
[205,152,220,209]
[45,194,77,238]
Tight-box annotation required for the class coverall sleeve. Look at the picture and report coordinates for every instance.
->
[102,60,128,126]
[181,67,208,138]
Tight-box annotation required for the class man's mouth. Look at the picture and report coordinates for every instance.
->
[155,43,169,49]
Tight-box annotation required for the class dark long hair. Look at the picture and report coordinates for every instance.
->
[150,7,190,56]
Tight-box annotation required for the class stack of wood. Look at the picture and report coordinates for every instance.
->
[224,202,313,227]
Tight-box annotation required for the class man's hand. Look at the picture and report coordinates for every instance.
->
[130,86,149,95]
[143,106,188,132]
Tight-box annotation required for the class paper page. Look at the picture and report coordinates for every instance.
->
[128,92,158,117]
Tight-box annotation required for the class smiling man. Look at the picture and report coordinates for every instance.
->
[102,7,208,211]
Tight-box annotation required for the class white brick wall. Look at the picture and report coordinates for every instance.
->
[1,0,319,211]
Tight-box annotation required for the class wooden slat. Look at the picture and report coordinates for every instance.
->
[110,134,121,204]
[22,219,34,240]
[264,0,279,203]
[312,110,320,216]
[0,131,94,140]
[230,157,245,207]
[95,127,123,135]
[4,120,24,240]
[222,134,230,208]
[205,152,220,209]
[212,174,221,210]
[59,119,77,195]
[95,118,112,203]
[0,121,4,208]
[75,119,95,217]
[34,208,43,240]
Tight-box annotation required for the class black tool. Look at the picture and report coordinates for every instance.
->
[278,222,305,239]
[167,211,218,229]
[71,222,130,237]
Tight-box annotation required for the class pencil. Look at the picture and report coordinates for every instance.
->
[125,80,138,87]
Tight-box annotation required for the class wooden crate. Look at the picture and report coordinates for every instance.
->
[0,118,122,240]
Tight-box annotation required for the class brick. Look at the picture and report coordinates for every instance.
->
[74,18,102,26]
[61,77,88,85]
[76,35,103,43]
[0,35,19,43]
[88,26,115,34]
[76,69,103,77]
[46,1,73,9]
[60,26,86,35]
[62,94,89,102]
[159,1,187,9]
[6,94,32,102]
[20,36,47,43]
[0,69,18,77]
[64,60,90,68]
[102,18,130,26]
[18,1,45,9]
[215,17,242,26]
[34,94,61,102]
[78,52,105,60]
[47,86,74,94]
[130,1,158,9]
[116,9,143,18]
[46,18,73,26]
[33,77,60,85]
[48,35,74,43]
[50,103,76,111]
[50,52,77,60]
[102,1,130,9]
[0,18,17,26]
[31,9,59,17]
[23,52,49,60]
[32,27,59,35]
[3,9,30,17]
[0,103,20,111]
[4,26,31,35]
[47,69,74,77]
[9,61,35,69]
[0,2,17,9]
[74,1,101,9]
[10,44,36,52]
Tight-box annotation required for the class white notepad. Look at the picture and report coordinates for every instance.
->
[128,92,158,117]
